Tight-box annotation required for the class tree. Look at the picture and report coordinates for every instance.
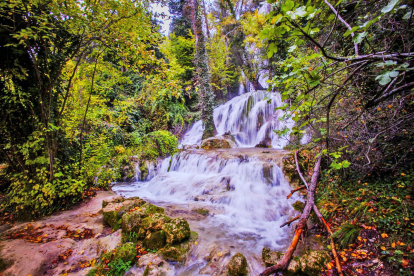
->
[189,0,217,139]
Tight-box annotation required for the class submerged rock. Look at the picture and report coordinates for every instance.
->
[201,136,237,149]
[262,247,330,276]
[227,253,249,276]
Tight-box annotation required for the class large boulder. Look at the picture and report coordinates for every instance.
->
[144,230,167,250]
[201,136,237,149]
[227,253,249,276]
[163,218,191,244]
[262,247,330,276]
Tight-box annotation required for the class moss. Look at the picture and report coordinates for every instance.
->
[161,231,197,262]
[143,265,150,276]
[292,201,305,212]
[300,250,330,275]
[245,95,253,117]
[103,198,146,229]
[227,253,249,276]
[192,208,209,216]
[144,230,167,250]
[114,242,137,263]
[86,268,98,276]
[163,218,191,244]
[141,213,170,232]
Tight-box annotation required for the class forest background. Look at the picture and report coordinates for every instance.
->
[0,0,413,274]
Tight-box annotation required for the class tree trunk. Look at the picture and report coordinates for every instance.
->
[190,0,217,139]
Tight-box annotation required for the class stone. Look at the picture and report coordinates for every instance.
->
[97,229,122,254]
[103,198,146,229]
[161,231,198,262]
[300,250,330,275]
[262,247,330,276]
[144,230,167,250]
[255,136,272,148]
[163,218,191,244]
[201,136,237,149]
[227,253,249,276]
[141,213,171,232]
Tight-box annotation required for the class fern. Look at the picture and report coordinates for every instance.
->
[332,223,360,249]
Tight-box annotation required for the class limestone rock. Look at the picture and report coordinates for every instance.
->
[114,242,137,263]
[102,197,146,229]
[161,231,198,262]
[163,218,191,244]
[97,229,122,254]
[227,253,249,276]
[201,136,237,149]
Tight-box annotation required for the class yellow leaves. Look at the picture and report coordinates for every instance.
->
[194,241,198,245]
[381,246,386,251]
[402,259,409,268]
[217,252,223,257]
[401,173,406,176]
[381,233,389,238]
[377,107,381,111]
[325,262,334,269]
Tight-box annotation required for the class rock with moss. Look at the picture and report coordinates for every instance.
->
[114,242,137,263]
[201,136,237,149]
[300,250,330,275]
[161,231,198,262]
[227,253,249,276]
[102,196,124,208]
[262,247,329,276]
[163,218,191,244]
[144,230,167,250]
[262,247,301,276]
[121,203,166,232]
[141,213,171,232]
[292,201,305,212]
[103,198,146,229]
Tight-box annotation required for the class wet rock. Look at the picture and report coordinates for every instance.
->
[227,253,249,276]
[135,253,172,276]
[102,196,124,208]
[163,218,191,244]
[255,136,272,148]
[201,136,237,149]
[199,247,231,275]
[103,197,146,229]
[97,229,122,254]
[144,230,167,250]
[161,231,198,262]
[262,247,329,276]
[262,164,274,185]
[141,213,171,232]
[192,208,210,216]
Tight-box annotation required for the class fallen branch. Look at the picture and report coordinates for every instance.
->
[313,205,343,276]
[287,185,306,199]
[280,215,300,228]
[259,156,322,276]
[293,150,344,276]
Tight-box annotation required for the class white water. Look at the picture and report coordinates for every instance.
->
[114,91,299,274]
[180,91,293,148]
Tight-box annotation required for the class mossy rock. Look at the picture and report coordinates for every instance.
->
[201,136,237,149]
[141,213,171,232]
[192,208,209,216]
[114,242,136,263]
[300,250,330,275]
[262,247,329,276]
[262,247,301,276]
[161,231,198,262]
[292,201,305,212]
[103,198,146,229]
[102,196,124,208]
[262,164,274,185]
[144,230,166,250]
[227,253,249,276]
[163,218,191,244]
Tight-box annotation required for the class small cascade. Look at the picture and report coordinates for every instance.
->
[180,91,293,148]
[114,148,299,252]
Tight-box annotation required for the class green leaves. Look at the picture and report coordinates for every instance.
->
[381,0,400,13]
[353,32,367,44]
[375,70,399,85]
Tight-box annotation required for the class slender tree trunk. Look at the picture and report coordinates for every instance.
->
[190,0,217,139]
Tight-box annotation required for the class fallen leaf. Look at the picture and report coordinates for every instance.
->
[381,233,388,238]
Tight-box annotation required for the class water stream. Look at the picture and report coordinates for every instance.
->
[113,90,299,275]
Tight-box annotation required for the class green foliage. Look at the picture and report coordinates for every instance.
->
[332,223,360,249]
[107,259,132,276]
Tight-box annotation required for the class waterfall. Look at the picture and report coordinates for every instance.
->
[114,90,299,274]
[113,149,299,251]
[180,91,293,148]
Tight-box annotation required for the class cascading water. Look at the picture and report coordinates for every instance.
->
[180,91,293,148]
[113,90,299,275]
